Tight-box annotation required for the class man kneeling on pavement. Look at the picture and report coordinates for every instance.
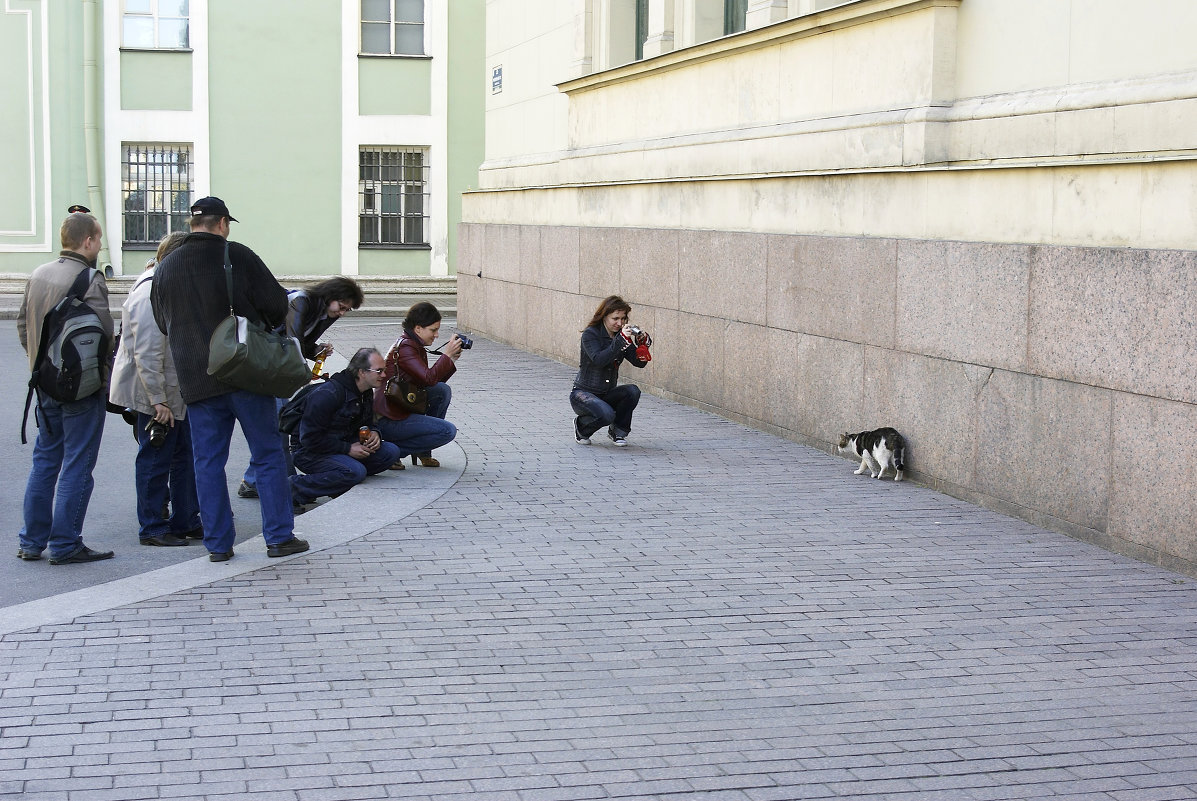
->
[290,347,398,509]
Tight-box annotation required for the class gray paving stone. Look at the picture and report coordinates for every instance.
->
[4,332,1197,799]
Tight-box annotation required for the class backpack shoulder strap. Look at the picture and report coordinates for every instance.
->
[67,265,95,301]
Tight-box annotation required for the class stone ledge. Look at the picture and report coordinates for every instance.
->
[0,274,456,320]
[0,273,456,294]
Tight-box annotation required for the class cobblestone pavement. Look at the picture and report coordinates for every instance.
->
[3,329,1197,800]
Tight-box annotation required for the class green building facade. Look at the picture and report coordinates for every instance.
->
[0,0,484,278]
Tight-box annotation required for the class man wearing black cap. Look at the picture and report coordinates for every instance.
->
[150,196,309,562]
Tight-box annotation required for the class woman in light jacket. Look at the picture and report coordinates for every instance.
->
[108,232,200,547]
[374,302,461,467]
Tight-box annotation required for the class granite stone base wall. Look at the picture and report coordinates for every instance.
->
[458,222,1197,574]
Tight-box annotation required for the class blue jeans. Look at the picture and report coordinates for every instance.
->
[375,382,456,457]
[135,412,200,540]
[291,441,400,503]
[187,391,294,554]
[19,392,106,560]
[241,396,292,488]
[571,384,641,438]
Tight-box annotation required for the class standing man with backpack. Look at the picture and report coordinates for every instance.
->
[16,213,115,564]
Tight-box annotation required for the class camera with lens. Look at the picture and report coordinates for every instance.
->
[146,419,170,448]
[625,326,652,362]
[455,332,473,350]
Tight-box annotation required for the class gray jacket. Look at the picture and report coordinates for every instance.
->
[17,251,114,377]
[109,269,186,418]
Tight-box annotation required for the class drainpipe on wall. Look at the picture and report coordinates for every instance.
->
[82,0,111,275]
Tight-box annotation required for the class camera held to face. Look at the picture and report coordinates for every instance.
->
[455,333,473,350]
[625,326,652,362]
[146,419,170,448]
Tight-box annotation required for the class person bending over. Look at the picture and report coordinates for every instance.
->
[238,276,364,499]
[290,347,399,507]
[570,295,649,447]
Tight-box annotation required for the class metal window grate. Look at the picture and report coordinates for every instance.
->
[121,144,193,246]
[359,146,429,246]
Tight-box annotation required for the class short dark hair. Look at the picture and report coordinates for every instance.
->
[348,347,379,374]
[308,276,364,309]
[188,214,224,232]
[402,302,442,333]
[60,213,99,251]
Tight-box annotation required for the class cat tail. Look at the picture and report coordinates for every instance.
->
[891,434,906,472]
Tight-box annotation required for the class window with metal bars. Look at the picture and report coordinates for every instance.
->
[359,147,430,247]
[360,0,425,55]
[122,0,190,49]
[121,144,193,248]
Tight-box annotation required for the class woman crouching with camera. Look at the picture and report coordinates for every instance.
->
[374,302,461,467]
[571,295,650,447]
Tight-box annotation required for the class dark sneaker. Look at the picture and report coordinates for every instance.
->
[209,549,234,563]
[574,419,591,445]
[179,527,205,540]
[267,538,310,558]
[49,545,115,565]
[608,430,627,447]
[140,534,191,547]
[237,480,258,499]
[16,548,42,561]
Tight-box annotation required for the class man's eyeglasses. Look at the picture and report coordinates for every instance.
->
[363,367,385,374]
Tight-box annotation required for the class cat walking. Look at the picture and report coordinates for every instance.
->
[837,427,906,481]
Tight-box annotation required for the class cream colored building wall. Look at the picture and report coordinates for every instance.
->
[473,0,1197,249]
[955,0,1197,97]
[463,0,1197,573]
[484,0,574,163]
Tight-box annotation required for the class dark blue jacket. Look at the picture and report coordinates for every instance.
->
[294,369,375,457]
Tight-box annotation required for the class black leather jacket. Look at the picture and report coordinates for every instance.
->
[284,290,337,360]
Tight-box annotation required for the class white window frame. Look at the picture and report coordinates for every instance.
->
[120,143,194,248]
[360,0,427,56]
[121,0,190,50]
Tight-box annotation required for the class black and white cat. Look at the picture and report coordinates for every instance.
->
[836,427,906,481]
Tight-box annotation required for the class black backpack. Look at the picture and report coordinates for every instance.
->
[278,377,329,435]
[21,267,109,443]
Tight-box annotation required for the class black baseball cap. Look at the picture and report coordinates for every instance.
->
[190,196,238,222]
[67,204,90,214]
